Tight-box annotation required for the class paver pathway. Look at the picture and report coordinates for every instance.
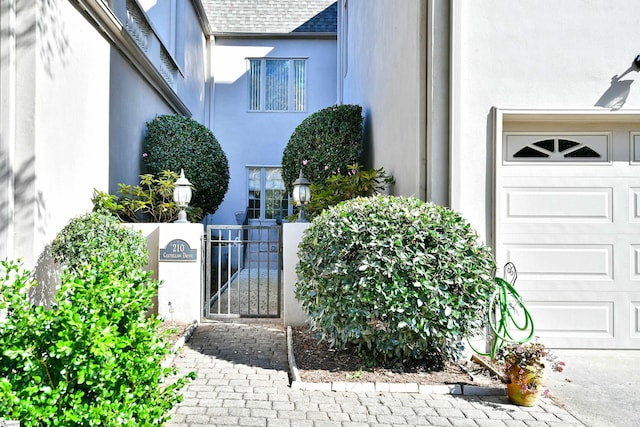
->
[166,321,584,426]
[212,268,280,316]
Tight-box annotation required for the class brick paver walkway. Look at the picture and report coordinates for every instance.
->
[166,321,584,426]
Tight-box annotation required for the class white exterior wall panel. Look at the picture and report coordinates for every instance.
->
[109,0,208,191]
[10,1,111,269]
[454,2,640,348]
[108,51,175,191]
[340,0,426,200]
[1,0,209,280]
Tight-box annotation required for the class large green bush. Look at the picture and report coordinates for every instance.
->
[51,212,148,275]
[281,104,363,193]
[143,114,229,215]
[0,261,192,424]
[295,196,496,368]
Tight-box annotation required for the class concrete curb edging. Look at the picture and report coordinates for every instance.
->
[161,320,198,369]
[286,326,506,396]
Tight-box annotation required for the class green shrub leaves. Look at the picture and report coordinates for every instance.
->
[303,163,394,219]
[1,213,193,424]
[92,170,203,223]
[143,114,229,215]
[51,212,148,275]
[295,196,495,369]
[282,105,363,193]
[0,260,192,425]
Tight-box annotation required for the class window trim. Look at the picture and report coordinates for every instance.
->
[247,57,308,113]
[246,165,290,221]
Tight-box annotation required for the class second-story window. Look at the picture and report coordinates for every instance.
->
[248,58,307,112]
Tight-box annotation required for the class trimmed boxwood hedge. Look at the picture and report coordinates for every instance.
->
[282,104,363,193]
[142,114,229,215]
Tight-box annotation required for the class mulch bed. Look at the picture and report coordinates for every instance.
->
[292,327,504,387]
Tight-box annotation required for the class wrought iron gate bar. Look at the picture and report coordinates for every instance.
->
[203,224,282,319]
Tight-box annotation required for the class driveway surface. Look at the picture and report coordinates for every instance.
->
[545,349,640,427]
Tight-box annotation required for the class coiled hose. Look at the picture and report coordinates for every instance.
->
[469,262,535,359]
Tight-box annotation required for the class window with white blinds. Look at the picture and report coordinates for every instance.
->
[248,58,307,112]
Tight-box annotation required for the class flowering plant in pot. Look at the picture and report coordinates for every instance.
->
[495,340,565,406]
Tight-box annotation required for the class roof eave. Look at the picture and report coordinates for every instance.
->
[192,0,213,35]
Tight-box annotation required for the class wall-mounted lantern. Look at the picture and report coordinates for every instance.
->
[173,169,192,223]
[292,170,311,222]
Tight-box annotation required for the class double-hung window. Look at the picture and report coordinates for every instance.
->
[247,167,289,220]
[248,58,307,112]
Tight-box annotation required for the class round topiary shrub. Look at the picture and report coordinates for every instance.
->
[282,104,363,193]
[142,114,229,215]
[295,196,496,369]
[51,212,149,275]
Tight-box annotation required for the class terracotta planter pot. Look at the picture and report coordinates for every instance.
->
[506,364,546,407]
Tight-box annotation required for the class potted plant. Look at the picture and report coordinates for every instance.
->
[495,340,565,406]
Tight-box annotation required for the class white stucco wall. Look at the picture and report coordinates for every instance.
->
[340,0,426,200]
[2,0,208,274]
[178,2,208,123]
[208,37,337,225]
[109,0,208,191]
[10,0,111,268]
[341,0,640,244]
[108,52,174,191]
[451,0,640,242]
[282,222,310,327]
[129,223,203,325]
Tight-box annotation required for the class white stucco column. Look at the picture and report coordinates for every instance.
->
[130,223,203,324]
[282,222,310,326]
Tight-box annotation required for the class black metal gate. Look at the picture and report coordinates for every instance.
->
[203,225,282,318]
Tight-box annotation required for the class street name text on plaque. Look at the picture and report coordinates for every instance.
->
[159,238,197,262]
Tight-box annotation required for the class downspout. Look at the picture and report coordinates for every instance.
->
[425,0,451,206]
[205,34,215,129]
[336,0,346,105]
[417,0,427,201]
[449,0,461,210]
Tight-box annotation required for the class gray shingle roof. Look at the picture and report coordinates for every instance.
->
[203,0,337,34]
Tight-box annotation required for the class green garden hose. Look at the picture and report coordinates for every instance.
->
[469,262,535,359]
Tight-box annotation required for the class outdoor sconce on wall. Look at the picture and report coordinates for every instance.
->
[292,170,311,222]
[174,169,192,223]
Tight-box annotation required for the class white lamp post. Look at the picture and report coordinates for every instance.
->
[173,169,192,223]
[292,170,311,222]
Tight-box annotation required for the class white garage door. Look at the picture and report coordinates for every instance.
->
[496,131,640,349]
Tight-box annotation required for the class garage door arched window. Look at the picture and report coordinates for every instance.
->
[506,134,609,162]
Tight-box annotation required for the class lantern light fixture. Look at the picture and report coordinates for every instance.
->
[292,169,311,222]
[173,169,192,223]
